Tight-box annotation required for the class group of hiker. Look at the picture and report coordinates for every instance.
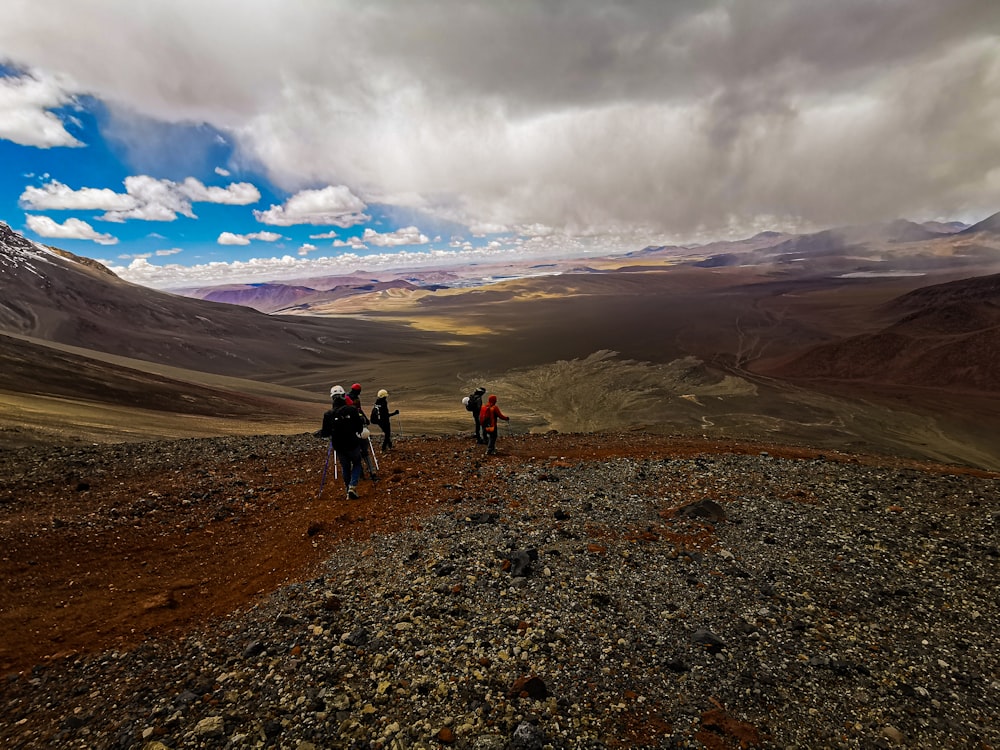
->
[317,382,511,500]
[317,382,399,499]
[462,386,510,455]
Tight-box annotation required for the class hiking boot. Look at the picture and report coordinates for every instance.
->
[347,485,359,499]
[369,473,378,482]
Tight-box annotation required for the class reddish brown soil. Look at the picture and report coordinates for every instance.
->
[1,432,988,676]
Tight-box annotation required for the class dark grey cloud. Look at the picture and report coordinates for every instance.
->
[2,0,999,241]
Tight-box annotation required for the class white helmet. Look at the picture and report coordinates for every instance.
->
[330,385,346,397]
[377,389,389,398]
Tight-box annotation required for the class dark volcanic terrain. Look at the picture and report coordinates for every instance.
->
[1,433,997,749]
[1,220,999,747]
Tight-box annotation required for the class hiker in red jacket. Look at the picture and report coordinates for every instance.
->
[479,394,509,455]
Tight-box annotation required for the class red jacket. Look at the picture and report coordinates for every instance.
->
[479,400,508,431]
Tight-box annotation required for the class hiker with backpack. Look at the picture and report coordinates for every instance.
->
[464,386,487,444]
[347,383,378,481]
[370,388,399,452]
[479,394,509,455]
[319,385,365,499]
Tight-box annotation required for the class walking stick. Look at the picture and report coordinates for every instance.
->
[368,436,379,471]
[393,413,402,439]
[318,439,333,499]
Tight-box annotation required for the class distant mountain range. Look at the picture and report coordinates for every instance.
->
[2,216,1000,458]
[0,222,441,380]
[176,279,421,314]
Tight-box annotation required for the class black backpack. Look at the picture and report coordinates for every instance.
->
[330,404,360,443]
[467,392,482,412]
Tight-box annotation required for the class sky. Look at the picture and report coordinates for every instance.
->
[1,0,999,290]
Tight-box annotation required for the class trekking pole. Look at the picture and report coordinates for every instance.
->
[368,435,379,471]
[318,439,333,499]
[393,413,403,439]
[333,449,338,480]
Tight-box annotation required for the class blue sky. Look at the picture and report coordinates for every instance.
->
[1,2,998,289]
[1,80,494,288]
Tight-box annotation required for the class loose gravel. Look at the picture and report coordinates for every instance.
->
[2,440,998,749]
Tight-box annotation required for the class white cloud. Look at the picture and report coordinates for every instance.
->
[102,230,635,289]
[21,176,261,223]
[20,180,138,211]
[155,247,182,256]
[214,166,231,177]
[332,238,367,250]
[0,72,83,148]
[297,243,318,256]
[176,177,260,205]
[361,226,430,247]
[309,230,339,239]
[217,231,250,246]
[218,229,282,245]
[254,186,369,227]
[25,214,118,245]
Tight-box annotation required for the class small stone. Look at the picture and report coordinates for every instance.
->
[437,726,456,743]
[194,716,225,737]
[511,721,545,750]
[881,725,904,744]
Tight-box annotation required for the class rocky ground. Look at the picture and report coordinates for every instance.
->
[0,431,997,749]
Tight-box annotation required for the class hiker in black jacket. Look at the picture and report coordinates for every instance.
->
[370,388,399,452]
[320,385,365,499]
[465,387,487,444]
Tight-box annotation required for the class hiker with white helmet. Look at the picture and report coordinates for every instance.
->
[319,385,365,499]
[464,387,487,444]
[370,388,399,452]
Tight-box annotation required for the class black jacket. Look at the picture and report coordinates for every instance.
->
[371,396,397,429]
[320,400,364,451]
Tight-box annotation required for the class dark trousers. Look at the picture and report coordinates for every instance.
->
[485,427,498,453]
[378,422,392,450]
[474,414,485,442]
[337,446,363,488]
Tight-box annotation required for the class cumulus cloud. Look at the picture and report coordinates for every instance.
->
[217,231,249,246]
[155,247,182,256]
[177,177,260,205]
[21,176,261,223]
[361,226,429,247]
[332,237,367,250]
[0,71,83,148]
[297,243,318,256]
[25,214,118,245]
[254,185,369,227]
[3,1,1000,238]
[217,230,282,245]
[102,232,622,289]
[20,180,138,211]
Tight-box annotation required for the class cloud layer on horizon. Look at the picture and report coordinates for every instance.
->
[3,0,1000,241]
